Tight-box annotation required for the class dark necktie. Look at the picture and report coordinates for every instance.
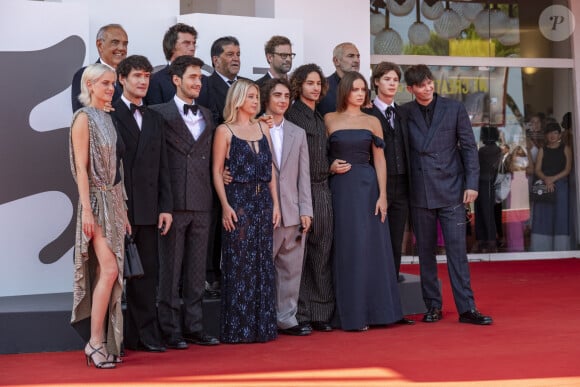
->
[129,103,146,115]
[385,106,395,129]
[227,79,235,86]
[183,104,198,116]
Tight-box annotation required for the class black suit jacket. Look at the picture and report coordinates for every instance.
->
[144,65,210,108]
[317,71,340,116]
[111,99,172,225]
[71,59,123,112]
[363,103,410,176]
[255,72,272,88]
[150,101,216,211]
[206,71,250,126]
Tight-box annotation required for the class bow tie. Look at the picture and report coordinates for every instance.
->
[130,103,146,115]
[183,104,199,115]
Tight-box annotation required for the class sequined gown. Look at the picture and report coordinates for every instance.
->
[328,129,403,330]
[220,125,277,343]
[69,107,126,356]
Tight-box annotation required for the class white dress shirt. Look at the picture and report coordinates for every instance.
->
[121,95,143,129]
[270,119,284,167]
[174,95,206,140]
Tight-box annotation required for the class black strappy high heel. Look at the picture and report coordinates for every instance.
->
[84,342,116,369]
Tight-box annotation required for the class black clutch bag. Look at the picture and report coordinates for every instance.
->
[531,180,555,202]
[124,234,144,279]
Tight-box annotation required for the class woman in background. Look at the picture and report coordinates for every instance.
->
[530,122,572,251]
[70,63,130,368]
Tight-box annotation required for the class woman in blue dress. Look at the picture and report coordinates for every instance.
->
[325,71,403,331]
[212,79,281,343]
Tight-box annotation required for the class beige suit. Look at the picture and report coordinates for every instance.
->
[272,120,313,329]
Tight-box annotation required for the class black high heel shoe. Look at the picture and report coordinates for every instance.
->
[84,342,116,369]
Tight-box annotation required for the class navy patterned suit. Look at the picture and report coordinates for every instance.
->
[150,100,215,342]
[400,94,480,314]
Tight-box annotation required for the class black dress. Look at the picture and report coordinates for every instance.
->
[219,125,277,343]
[328,129,403,330]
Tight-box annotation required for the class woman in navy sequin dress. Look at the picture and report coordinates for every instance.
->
[325,72,403,331]
[212,79,281,343]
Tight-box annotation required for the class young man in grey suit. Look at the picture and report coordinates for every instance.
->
[262,78,313,335]
[151,55,219,349]
[401,64,492,326]
[113,55,173,353]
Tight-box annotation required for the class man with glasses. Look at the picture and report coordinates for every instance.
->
[145,23,208,107]
[256,36,295,87]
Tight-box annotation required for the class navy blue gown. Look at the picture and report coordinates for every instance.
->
[329,129,403,330]
[220,126,277,343]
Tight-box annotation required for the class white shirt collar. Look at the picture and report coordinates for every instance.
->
[215,70,237,86]
[373,97,395,112]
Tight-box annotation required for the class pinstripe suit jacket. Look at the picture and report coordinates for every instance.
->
[400,95,479,209]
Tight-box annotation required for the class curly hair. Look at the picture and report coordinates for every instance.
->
[289,63,327,102]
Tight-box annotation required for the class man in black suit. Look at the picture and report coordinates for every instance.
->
[144,23,209,107]
[206,36,246,126]
[363,61,409,281]
[112,55,172,352]
[401,64,493,325]
[71,24,127,111]
[151,55,219,349]
[255,36,294,88]
[316,42,360,116]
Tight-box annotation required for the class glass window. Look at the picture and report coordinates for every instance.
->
[370,1,573,59]
[394,66,576,255]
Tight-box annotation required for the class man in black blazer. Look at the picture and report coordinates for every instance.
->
[71,24,127,111]
[401,64,492,326]
[363,61,409,281]
[317,42,360,116]
[112,55,173,352]
[144,23,209,107]
[255,35,294,88]
[150,55,219,349]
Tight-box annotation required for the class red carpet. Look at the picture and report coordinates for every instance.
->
[2,259,580,386]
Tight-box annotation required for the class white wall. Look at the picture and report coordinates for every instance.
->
[273,0,370,78]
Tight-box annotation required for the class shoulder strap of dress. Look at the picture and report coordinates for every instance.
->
[257,121,267,139]
[224,123,235,136]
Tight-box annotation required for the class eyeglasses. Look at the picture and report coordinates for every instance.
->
[273,52,296,60]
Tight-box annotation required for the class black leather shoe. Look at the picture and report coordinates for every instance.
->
[278,324,311,336]
[395,317,415,325]
[300,322,313,332]
[183,332,220,346]
[166,339,188,350]
[137,341,166,353]
[311,321,333,332]
[459,309,493,325]
[422,307,443,323]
